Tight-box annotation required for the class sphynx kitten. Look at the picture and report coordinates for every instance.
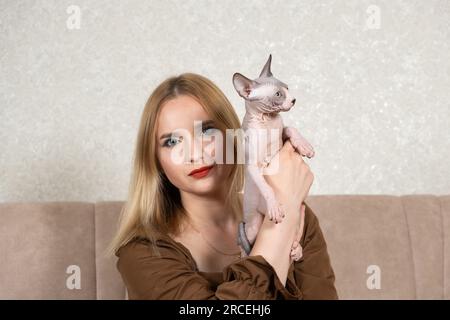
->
[233,54,315,261]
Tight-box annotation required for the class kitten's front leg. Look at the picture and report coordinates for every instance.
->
[247,164,285,224]
[282,126,315,158]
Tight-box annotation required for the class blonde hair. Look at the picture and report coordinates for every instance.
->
[106,73,244,257]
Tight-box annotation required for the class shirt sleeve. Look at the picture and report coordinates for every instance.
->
[290,203,339,299]
[116,237,302,300]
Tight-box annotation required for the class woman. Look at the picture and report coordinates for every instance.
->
[107,73,338,299]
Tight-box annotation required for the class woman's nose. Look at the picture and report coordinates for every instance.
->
[189,136,204,164]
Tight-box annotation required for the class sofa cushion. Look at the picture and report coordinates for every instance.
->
[0,202,96,299]
[94,201,126,299]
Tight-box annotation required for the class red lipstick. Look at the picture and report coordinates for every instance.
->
[188,164,215,179]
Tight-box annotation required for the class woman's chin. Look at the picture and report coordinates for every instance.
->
[187,177,222,196]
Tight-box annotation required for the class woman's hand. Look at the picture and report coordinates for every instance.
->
[264,139,314,212]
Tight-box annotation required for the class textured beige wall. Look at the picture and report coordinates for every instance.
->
[0,0,449,202]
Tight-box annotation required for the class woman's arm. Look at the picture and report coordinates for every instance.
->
[248,139,313,285]
[251,200,338,299]
[250,201,304,285]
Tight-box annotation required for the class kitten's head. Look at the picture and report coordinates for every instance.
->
[232,54,296,114]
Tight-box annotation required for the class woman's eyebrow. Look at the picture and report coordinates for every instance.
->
[159,119,215,140]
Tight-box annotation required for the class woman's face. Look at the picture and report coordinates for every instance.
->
[156,95,233,197]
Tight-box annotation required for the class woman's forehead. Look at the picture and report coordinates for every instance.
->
[157,95,211,133]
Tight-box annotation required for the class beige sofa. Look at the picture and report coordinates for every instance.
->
[1,195,449,299]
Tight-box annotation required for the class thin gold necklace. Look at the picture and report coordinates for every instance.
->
[186,219,241,258]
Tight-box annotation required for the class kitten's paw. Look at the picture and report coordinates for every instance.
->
[265,195,284,224]
[291,137,315,158]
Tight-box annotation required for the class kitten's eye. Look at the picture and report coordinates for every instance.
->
[275,91,281,97]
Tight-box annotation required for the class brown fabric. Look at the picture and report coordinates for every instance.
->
[115,203,338,300]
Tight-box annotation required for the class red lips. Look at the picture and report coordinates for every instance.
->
[189,164,215,176]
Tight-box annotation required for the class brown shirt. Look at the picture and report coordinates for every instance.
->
[116,203,338,300]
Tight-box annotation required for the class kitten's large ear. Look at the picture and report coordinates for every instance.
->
[232,72,258,100]
[259,54,273,78]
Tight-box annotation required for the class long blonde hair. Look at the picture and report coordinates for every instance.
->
[106,73,244,257]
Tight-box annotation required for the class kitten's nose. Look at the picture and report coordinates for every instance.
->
[291,98,296,105]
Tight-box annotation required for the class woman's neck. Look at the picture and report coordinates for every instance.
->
[179,189,235,231]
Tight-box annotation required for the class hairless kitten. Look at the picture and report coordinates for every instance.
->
[233,54,315,261]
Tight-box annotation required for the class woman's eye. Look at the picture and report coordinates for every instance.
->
[163,137,181,147]
[162,126,216,147]
[202,126,217,135]
[275,91,281,97]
